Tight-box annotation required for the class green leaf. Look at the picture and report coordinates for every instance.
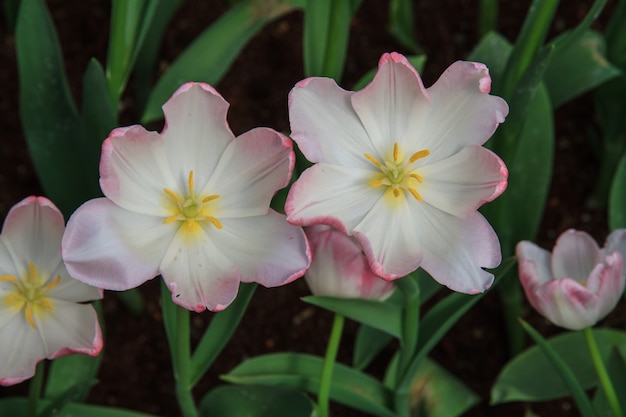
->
[609,153,626,229]
[190,283,257,386]
[544,30,620,108]
[16,0,98,215]
[353,325,393,370]
[142,0,296,123]
[302,295,402,339]
[491,328,626,404]
[468,31,512,89]
[352,55,426,90]
[0,397,159,417]
[408,358,480,417]
[388,0,420,52]
[44,353,102,402]
[592,347,626,415]
[199,385,313,417]
[224,353,395,417]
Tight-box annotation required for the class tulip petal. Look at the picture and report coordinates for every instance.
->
[0,312,45,385]
[63,198,173,290]
[551,230,601,282]
[352,52,430,157]
[419,145,508,218]
[286,164,382,233]
[289,77,373,168]
[516,240,553,285]
[416,61,509,162]
[160,227,240,312]
[219,210,310,287]
[100,126,177,216]
[207,128,294,218]
[534,278,597,330]
[605,228,626,263]
[47,263,103,303]
[161,83,234,188]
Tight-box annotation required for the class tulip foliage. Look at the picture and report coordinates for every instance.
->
[2,0,626,417]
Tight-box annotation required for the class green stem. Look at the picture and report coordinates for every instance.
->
[318,313,345,417]
[172,302,198,417]
[584,327,624,417]
[27,361,45,417]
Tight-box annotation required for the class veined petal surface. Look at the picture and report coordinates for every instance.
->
[551,230,602,282]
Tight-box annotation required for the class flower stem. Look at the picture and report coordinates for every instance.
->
[27,361,45,417]
[584,327,624,417]
[318,313,345,417]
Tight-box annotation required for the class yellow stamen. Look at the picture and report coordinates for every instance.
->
[369,180,384,188]
[393,188,400,198]
[364,153,382,168]
[0,275,19,284]
[205,216,223,230]
[163,215,179,224]
[45,275,61,290]
[164,188,182,203]
[393,142,399,162]
[187,219,198,233]
[409,187,423,202]
[39,299,53,312]
[25,305,36,329]
[202,195,220,203]
[409,173,423,183]
[409,149,430,163]
[188,170,195,192]
[28,262,36,281]
[3,293,22,304]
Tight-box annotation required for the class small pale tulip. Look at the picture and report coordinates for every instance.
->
[305,225,394,300]
[0,197,102,386]
[517,229,626,330]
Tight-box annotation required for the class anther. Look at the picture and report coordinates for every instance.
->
[393,142,399,162]
[364,153,382,168]
[409,149,430,163]
[408,187,423,202]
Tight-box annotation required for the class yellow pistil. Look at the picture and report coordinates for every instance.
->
[162,170,222,234]
[2,262,59,329]
[364,142,430,203]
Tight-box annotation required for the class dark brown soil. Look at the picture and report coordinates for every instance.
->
[1,1,623,416]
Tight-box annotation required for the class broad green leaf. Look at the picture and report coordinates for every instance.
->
[224,353,395,417]
[190,283,257,386]
[409,358,480,417]
[544,30,620,108]
[491,328,626,403]
[592,347,626,415]
[478,0,497,36]
[44,352,101,402]
[142,0,296,123]
[353,325,393,370]
[467,31,512,89]
[609,153,626,229]
[16,0,99,215]
[605,0,626,69]
[302,295,402,339]
[199,385,314,417]
[0,397,158,417]
[389,0,420,52]
[352,55,426,90]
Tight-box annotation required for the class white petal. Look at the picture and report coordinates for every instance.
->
[62,199,174,291]
[0,312,45,385]
[516,240,554,285]
[47,262,103,303]
[161,83,235,189]
[351,52,430,156]
[100,126,177,216]
[289,77,373,168]
[218,210,310,287]
[206,128,294,218]
[605,228,626,263]
[551,230,601,281]
[416,61,509,161]
[285,164,382,233]
[0,197,65,278]
[416,208,501,294]
[353,195,424,279]
[419,145,508,218]
[160,227,240,312]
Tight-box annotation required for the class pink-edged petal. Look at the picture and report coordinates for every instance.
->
[584,252,624,305]
[35,300,102,359]
[160,228,239,312]
[416,61,509,162]
[551,229,602,282]
[285,164,382,233]
[205,127,294,218]
[289,77,373,168]
[218,210,310,287]
[416,208,501,294]
[100,126,177,216]
[516,240,554,285]
[62,198,174,291]
[353,196,425,279]
[0,196,64,278]
[161,83,235,189]
[305,225,394,300]
[532,278,598,330]
[605,228,626,264]
[47,263,103,303]
[419,145,508,218]
[0,312,45,385]
[352,52,430,156]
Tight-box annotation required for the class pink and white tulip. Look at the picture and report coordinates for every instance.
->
[517,229,626,330]
[305,225,395,300]
[286,52,508,294]
[62,82,310,312]
[0,197,102,386]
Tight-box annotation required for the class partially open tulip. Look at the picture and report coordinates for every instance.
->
[305,225,395,300]
[517,229,626,330]
[0,197,102,386]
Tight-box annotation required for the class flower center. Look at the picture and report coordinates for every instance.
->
[163,170,222,233]
[364,142,430,202]
[1,262,59,329]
